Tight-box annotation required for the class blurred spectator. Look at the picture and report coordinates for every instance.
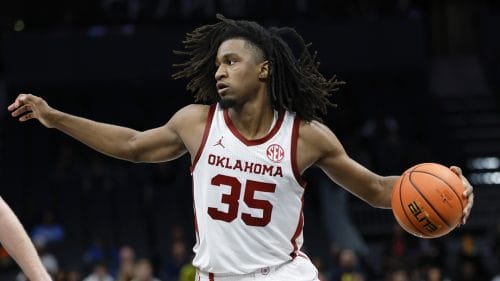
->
[55,270,66,281]
[84,236,108,267]
[53,266,83,281]
[131,258,160,281]
[383,224,418,273]
[83,261,114,281]
[31,208,66,248]
[416,238,446,274]
[177,260,196,281]
[115,245,136,281]
[455,232,491,281]
[385,269,410,281]
[423,264,450,281]
[163,240,188,281]
[330,248,365,281]
[67,267,83,281]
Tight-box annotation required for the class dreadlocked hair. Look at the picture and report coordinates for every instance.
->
[172,14,344,122]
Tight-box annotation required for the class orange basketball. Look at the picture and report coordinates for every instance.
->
[391,163,467,238]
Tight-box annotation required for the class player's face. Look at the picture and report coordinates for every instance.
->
[214,38,267,108]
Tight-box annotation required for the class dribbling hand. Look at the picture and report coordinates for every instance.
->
[450,166,474,225]
[7,93,56,128]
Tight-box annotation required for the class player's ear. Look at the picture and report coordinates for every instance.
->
[258,61,269,80]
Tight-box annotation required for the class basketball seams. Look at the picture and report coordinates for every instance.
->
[411,170,465,211]
[408,172,452,228]
[397,174,434,238]
[393,163,464,238]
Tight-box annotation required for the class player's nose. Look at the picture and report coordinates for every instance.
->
[215,65,227,81]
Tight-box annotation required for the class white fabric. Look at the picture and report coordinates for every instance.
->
[195,255,319,281]
[191,103,306,275]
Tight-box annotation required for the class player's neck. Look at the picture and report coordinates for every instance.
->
[227,102,276,140]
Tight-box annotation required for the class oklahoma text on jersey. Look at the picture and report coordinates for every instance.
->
[207,153,284,178]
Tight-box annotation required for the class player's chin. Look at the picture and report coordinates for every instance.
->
[219,98,236,109]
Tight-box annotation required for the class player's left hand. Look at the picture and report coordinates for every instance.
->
[450,166,474,225]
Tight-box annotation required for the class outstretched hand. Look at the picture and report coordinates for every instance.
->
[450,166,474,225]
[7,93,56,128]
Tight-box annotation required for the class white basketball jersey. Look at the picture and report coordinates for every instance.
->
[190,103,307,275]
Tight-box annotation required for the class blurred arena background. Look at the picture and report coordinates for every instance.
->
[0,1,499,280]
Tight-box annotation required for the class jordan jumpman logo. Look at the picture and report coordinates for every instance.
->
[213,136,225,148]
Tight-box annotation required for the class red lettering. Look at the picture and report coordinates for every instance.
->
[263,165,273,176]
[244,162,254,172]
[206,155,283,177]
[254,164,262,174]
[208,154,216,165]
[273,167,283,177]
[224,157,233,169]
[215,156,226,167]
[233,160,242,171]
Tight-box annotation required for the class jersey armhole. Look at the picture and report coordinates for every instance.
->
[190,104,217,173]
[291,116,307,187]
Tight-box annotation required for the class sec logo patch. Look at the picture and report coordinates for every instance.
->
[266,144,284,163]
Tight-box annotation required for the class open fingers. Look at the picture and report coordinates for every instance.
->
[449,165,473,196]
[7,93,32,111]
[11,104,32,118]
[449,165,474,225]
[19,112,35,122]
[462,178,474,197]
[462,192,474,225]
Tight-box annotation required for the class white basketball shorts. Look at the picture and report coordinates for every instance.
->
[195,255,320,281]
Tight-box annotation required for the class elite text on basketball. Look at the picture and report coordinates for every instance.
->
[408,201,440,233]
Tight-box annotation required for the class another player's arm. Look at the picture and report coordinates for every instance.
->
[300,121,398,209]
[0,196,52,281]
[8,93,192,163]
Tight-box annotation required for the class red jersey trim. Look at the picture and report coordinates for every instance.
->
[291,116,307,187]
[223,108,285,146]
[190,104,217,172]
[290,195,305,258]
[190,105,216,248]
[192,180,199,237]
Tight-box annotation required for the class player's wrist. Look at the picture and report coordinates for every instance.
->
[44,107,64,128]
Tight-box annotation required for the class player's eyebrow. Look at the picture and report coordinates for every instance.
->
[215,53,239,64]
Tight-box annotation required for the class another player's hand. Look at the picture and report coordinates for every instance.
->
[450,166,474,225]
[7,93,57,128]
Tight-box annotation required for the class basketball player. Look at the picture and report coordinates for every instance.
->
[0,196,52,281]
[8,15,473,281]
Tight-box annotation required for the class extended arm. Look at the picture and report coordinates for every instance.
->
[0,197,52,281]
[8,93,195,163]
[300,121,397,208]
[300,121,474,221]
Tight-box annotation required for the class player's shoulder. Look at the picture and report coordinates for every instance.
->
[297,119,341,154]
[298,119,334,141]
[172,104,212,123]
[176,103,211,116]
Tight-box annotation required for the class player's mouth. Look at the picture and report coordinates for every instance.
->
[216,82,229,95]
